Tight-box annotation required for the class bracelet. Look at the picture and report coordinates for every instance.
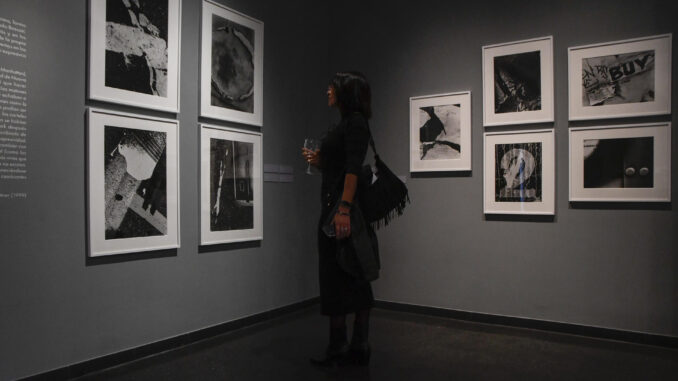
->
[339,200,352,208]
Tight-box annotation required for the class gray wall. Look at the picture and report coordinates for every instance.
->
[0,0,328,379]
[1,0,677,379]
[329,0,677,337]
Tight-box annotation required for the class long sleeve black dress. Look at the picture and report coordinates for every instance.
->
[317,112,375,316]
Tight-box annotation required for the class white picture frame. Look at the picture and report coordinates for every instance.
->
[201,124,263,245]
[569,123,671,202]
[484,129,555,215]
[482,36,554,126]
[89,0,182,113]
[409,91,472,172]
[87,108,180,257]
[200,0,264,126]
[568,34,672,121]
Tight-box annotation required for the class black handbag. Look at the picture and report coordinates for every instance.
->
[358,122,410,228]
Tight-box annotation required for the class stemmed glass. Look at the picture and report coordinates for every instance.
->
[303,138,320,175]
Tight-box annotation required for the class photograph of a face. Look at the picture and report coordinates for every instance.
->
[211,14,255,113]
[583,137,653,188]
[201,1,264,126]
[88,109,179,257]
[494,51,541,113]
[494,142,542,202]
[210,138,254,231]
[104,126,167,239]
[581,50,654,107]
[418,104,461,160]
[105,0,169,96]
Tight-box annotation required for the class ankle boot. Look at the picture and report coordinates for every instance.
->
[348,341,371,366]
[310,323,348,367]
[310,341,348,367]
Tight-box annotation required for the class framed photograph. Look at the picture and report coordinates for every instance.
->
[87,108,180,257]
[409,91,472,172]
[89,0,182,112]
[568,34,672,120]
[569,123,671,202]
[201,124,263,245]
[482,36,554,126]
[484,129,555,215]
[200,0,264,126]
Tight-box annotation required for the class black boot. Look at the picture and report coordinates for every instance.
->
[309,341,349,367]
[310,318,348,367]
[348,341,371,366]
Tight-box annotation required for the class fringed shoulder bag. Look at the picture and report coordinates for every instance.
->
[358,121,410,229]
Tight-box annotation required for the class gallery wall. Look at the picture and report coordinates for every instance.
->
[0,0,329,379]
[328,0,677,337]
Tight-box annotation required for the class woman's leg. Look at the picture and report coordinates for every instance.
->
[311,314,348,366]
[329,314,348,348]
[350,308,371,365]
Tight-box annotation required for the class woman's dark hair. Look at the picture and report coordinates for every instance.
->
[330,71,372,119]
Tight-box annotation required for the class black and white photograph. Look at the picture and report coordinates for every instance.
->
[88,109,179,256]
[569,123,671,202]
[410,92,472,172]
[210,138,254,231]
[494,142,542,202]
[583,137,653,188]
[568,34,671,120]
[484,129,554,215]
[201,125,262,245]
[211,14,255,113]
[419,104,460,160]
[201,0,264,126]
[482,36,554,126]
[581,51,655,107]
[89,0,181,112]
[104,125,167,239]
[494,51,541,113]
[105,0,169,97]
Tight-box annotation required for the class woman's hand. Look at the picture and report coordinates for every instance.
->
[333,207,351,239]
[302,147,320,167]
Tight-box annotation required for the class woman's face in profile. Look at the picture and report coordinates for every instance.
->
[327,85,337,107]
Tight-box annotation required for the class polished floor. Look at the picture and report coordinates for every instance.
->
[76,306,678,381]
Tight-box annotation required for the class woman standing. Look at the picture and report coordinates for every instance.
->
[302,71,378,367]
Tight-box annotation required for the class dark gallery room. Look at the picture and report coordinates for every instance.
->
[0,0,677,380]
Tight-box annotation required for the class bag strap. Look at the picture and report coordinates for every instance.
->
[360,113,379,160]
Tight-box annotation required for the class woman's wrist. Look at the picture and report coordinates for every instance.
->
[339,200,352,208]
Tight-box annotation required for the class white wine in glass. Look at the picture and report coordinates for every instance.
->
[303,138,320,175]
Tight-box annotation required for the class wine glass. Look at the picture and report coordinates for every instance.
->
[304,138,320,175]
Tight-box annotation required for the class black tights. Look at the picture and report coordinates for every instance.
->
[329,309,370,347]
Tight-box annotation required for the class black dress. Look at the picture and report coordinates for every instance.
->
[318,113,375,316]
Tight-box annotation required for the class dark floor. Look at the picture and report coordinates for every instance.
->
[76,307,678,381]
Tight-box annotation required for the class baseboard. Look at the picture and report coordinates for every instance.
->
[21,297,319,380]
[375,300,678,349]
